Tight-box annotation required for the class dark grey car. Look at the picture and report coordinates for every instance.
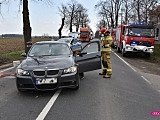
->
[16,40,101,91]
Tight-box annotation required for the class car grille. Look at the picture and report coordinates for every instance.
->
[34,71,45,76]
[33,69,59,76]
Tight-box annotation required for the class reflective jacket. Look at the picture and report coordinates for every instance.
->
[101,36,113,53]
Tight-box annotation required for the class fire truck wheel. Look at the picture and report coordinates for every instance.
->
[117,47,121,53]
[122,48,127,57]
[144,53,150,58]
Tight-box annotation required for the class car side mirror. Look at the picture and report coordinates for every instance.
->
[21,53,27,57]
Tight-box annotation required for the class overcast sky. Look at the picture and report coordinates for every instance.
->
[0,0,100,36]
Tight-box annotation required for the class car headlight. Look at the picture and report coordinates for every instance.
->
[63,66,77,74]
[17,69,30,76]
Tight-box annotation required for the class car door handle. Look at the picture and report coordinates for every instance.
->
[96,55,100,58]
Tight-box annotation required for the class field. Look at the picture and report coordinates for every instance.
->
[0,37,53,65]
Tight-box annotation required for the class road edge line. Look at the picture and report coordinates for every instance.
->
[112,51,137,72]
[0,66,15,73]
[141,76,152,85]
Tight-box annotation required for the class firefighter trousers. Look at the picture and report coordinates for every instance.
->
[100,52,112,77]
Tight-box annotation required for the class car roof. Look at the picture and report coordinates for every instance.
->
[35,41,69,45]
[58,37,74,40]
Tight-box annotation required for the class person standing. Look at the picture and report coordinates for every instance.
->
[99,29,113,78]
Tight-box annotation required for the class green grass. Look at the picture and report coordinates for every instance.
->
[0,50,24,65]
[149,44,160,63]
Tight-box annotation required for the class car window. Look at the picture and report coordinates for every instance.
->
[28,43,71,56]
[82,42,98,54]
[71,39,81,44]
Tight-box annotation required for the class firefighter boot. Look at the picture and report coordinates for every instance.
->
[103,74,111,78]
[99,69,106,75]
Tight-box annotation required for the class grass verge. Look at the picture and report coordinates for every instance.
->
[0,50,24,65]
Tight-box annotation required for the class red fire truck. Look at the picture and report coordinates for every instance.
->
[116,22,155,57]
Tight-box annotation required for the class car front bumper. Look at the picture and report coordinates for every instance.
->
[16,71,79,91]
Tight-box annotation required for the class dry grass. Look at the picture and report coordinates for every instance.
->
[0,37,53,65]
[0,37,51,54]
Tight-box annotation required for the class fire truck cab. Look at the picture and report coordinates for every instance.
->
[116,22,155,57]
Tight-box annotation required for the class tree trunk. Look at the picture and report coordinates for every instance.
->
[69,16,73,32]
[23,0,32,54]
[58,18,65,38]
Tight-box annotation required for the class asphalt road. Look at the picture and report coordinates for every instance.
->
[0,48,160,120]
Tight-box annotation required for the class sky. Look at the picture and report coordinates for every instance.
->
[0,0,100,36]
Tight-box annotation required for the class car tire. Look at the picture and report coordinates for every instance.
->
[73,75,80,90]
[117,46,121,53]
[122,48,127,57]
[144,53,150,58]
[16,81,25,93]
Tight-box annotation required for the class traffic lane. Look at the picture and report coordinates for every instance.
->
[45,52,160,120]
[0,69,56,120]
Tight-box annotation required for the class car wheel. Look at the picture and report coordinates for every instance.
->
[144,53,150,58]
[16,81,25,93]
[117,46,121,53]
[73,75,80,90]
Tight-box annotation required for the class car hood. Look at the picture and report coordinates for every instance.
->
[20,55,75,70]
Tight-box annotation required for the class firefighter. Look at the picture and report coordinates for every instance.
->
[99,29,113,78]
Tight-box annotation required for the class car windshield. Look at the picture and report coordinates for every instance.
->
[128,28,154,37]
[28,43,71,57]
[71,39,81,44]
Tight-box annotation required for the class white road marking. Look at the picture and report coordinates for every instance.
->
[141,76,152,85]
[112,51,137,72]
[36,89,62,120]
[0,67,15,73]
[112,51,152,85]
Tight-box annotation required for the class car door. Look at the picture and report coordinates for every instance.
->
[75,40,101,73]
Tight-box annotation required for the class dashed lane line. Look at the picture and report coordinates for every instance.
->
[36,89,62,120]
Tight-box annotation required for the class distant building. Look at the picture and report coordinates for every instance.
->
[1,34,23,38]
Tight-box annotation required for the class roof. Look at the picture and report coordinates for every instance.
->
[35,40,69,45]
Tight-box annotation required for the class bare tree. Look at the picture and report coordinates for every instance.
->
[1,0,53,53]
[58,4,67,38]
[73,4,88,32]
[62,0,89,32]
[141,0,159,23]
[95,0,123,28]
[22,0,32,53]
[65,0,80,32]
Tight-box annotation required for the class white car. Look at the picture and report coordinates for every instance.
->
[58,38,82,47]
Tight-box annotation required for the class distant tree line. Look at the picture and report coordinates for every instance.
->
[95,0,160,30]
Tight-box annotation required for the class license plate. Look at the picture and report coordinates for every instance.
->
[36,78,57,85]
